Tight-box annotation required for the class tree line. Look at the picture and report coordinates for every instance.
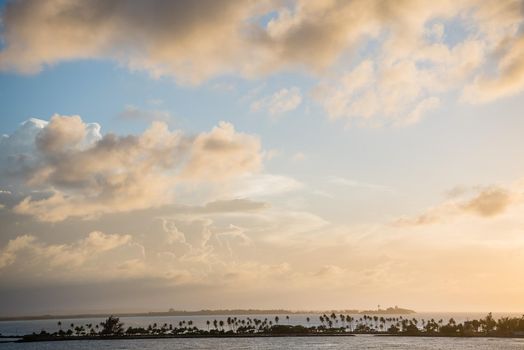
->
[22,312,524,340]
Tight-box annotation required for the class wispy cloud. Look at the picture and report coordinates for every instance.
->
[251,87,302,117]
[393,185,522,227]
[117,105,172,123]
[328,176,395,193]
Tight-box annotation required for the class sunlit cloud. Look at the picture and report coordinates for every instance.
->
[393,184,523,227]
[1,0,523,125]
[251,87,302,117]
[1,0,524,315]
[0,116,263,221]
[328,176,394,193]
[0,231,133,270]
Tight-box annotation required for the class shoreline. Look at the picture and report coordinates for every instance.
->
[7,313,523,343]
[14,333,524,343]
[18,333,356,342]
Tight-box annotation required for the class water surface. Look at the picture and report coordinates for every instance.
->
[1,335,524,349]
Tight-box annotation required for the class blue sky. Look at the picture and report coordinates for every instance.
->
[1,0,524,314]
[3,57,523,223]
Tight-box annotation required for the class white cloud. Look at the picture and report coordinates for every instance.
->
[0,231,131,270]
[328,176,394,193]
[232,174,303,198]
[1,1,523,125]
[393,184,522,227]
[251,87,302,116]
[1,115,263,222]
[0,235,36,269]
[307,1,520,126]
[400,97,441,126]
[3,190,524,310]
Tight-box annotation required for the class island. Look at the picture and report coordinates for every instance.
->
[7,312,524,342]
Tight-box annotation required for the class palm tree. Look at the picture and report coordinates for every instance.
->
[57,321,62,331]
[206,320,210,331]
[286,315,290,324]
[275,316,279,325]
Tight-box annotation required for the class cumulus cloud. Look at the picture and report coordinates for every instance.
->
[180,121,261,180]
[0,231,132,270]
[313,37,481,126]
[266,0,520,125]
[393,185,521,227]
[0,0,264,84]
[1,1,523,124]
[0,115,262,221]
[251,87,302,116]
[463,34,524,102]
[0,0,390,81]
[0,235,36,269]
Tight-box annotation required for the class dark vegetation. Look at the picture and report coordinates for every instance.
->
[19,312,524,342]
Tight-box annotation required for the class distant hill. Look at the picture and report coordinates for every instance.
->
[0,306,415,321]
[357,306,415,315]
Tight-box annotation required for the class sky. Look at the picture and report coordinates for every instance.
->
[1,0,524,316]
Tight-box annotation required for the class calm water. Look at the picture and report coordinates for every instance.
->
[1,313,523,349]
[0,336,524,349]
[2,313,523,336]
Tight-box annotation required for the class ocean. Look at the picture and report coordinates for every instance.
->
[1,313,523,349]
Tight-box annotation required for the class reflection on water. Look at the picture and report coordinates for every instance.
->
[1,336,524,350]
